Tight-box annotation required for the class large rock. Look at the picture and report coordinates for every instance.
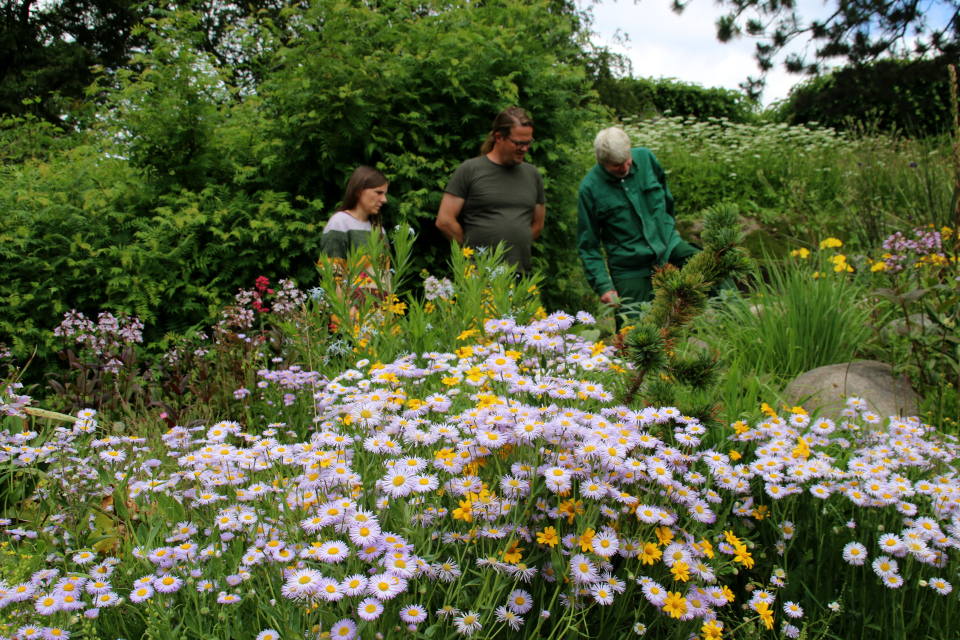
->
[784,360,919,420]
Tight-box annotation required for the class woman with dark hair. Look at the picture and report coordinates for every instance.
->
[319,166,389,262]
[319,166,391,305]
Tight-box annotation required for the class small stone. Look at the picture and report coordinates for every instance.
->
[880,314,946,342]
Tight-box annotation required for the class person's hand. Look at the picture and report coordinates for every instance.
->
[600,290,619,307]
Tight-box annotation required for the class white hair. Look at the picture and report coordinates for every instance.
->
[594,127,632,164]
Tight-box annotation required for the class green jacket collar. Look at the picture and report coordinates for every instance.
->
[596,160,638,184]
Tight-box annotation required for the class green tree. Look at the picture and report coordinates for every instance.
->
[0,0,301,127]
[673,0,960,99]
[0,0,145,125]
[622,204,752,422]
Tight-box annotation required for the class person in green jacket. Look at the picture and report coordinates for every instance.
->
[577,127,701,328]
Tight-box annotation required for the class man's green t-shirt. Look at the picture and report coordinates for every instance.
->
[445,156,545,274]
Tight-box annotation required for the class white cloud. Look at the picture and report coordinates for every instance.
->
[587,0,835,107]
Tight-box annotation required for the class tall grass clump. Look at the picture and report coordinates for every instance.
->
[709,256,873,382]
[840,126,956,249]
[715,352,785,422]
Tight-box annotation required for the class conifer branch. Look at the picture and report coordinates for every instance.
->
[621,203,753,414]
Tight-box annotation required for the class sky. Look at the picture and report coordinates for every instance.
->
[588,0,838,107]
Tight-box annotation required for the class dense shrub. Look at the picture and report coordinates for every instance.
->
[776,56,957,136]
[0,139,325,356]
[596,76,757,123]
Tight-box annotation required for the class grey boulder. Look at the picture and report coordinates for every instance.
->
[784,360,919,420]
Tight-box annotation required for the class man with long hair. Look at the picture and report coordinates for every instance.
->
[435,107,546,275]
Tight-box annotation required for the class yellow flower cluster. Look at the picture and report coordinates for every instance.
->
[456,329,479,341]
[793,237,862,277]
[830,254,853,273]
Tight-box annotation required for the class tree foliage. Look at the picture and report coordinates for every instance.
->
[0,0,302,126]
[0,0,146,124]
[680,0,960,99]
[234,0,603,310]
[622,203,753,422]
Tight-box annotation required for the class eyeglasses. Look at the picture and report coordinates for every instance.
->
[506,137,535,149]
